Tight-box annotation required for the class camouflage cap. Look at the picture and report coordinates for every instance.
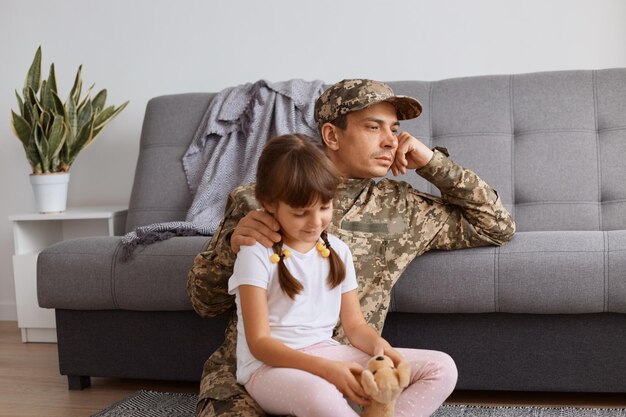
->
[314,79,422,125]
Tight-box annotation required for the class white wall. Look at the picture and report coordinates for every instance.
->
[1,0,626,320]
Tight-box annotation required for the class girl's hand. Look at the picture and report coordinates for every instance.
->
[372,340,405,367]
[383,346,405,367]
[321,360,370,406]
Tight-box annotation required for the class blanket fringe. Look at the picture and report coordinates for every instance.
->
[120,228,205,262]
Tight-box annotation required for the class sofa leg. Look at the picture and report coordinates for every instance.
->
[68,375,91,390]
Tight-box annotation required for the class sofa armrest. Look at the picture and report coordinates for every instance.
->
[37,236,211,311]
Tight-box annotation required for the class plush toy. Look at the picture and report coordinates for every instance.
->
[360,353,412,417]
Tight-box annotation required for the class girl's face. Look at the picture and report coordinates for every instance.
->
[266,199,333,253]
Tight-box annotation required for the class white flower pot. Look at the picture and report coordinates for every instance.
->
[29,172,70,213]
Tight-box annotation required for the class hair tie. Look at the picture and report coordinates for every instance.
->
[316,241,330,258]
[270,249,291,264]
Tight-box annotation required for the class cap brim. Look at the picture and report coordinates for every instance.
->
[385,95,422,120]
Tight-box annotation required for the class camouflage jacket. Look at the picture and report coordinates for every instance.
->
[187,148,516,404]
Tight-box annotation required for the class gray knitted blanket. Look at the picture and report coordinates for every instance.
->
[121,79,324,259]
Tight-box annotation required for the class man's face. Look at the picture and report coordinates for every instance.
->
[326,102,400,179]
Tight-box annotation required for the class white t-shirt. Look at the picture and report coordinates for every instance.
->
[228,233,358,384]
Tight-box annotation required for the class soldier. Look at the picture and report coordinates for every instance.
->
[187,79,516,417]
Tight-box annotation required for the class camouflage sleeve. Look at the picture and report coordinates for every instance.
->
[187,184,258,318]
[415,147,516,250]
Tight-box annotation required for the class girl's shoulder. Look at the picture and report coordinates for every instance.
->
[237,241,274,261]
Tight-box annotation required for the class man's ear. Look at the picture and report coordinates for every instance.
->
[321,123,340,151]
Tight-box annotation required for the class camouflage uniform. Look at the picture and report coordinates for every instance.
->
[187,147,516,417]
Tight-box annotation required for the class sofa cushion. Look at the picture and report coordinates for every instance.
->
[38,236,210,311]
[391,230,626,314]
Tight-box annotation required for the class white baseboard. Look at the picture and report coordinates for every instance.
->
[0,302,17,321]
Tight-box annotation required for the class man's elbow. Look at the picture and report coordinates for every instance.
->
[492,216,516,245]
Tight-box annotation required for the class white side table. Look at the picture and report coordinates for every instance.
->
[9,206,128,343]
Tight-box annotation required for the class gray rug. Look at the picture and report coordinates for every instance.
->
[91,390,197,417]
[432,404,626,417]
[92,390,626,417]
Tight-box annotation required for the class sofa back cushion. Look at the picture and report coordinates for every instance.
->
[126,93,215,232]
[128,70,626,233]
[387,69,626,232]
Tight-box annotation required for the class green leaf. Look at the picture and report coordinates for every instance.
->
[10,110,32,146]
[41,110,52,135]
[69,65,83,105]
[33,124,50,173]
[77,99,93,131]
[40,79,57,114]
[23,126,41,173]
[22,98,35,125]
[77,83,95,111]
[92,101,128,138]
[94,101,128,130]
[93,105,114,126]
[61,119,73,166]
[31,102,40,126]
[47,116,66,161]
[51,90,65,115]
[27,87,43,114]
[23,46,42,97]
[69,115,94,164]
[15,90,24,115]
[65,91,78,141]
[39,79,47,105]
[47,63,58,93]
[92,89,107,111]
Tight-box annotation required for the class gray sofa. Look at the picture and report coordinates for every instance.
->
[38,69,626,393]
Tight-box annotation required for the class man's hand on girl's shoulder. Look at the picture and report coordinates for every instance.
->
[231,210,281,253]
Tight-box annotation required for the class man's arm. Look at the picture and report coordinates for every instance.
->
[187,184,259,318]
[416,147,516,249]
[393,132,515,249]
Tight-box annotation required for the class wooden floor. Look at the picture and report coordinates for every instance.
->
[1,320,625,417]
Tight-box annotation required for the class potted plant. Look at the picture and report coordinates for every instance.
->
[10,46,128,213]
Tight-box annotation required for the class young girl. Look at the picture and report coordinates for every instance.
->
[228,133,457,417]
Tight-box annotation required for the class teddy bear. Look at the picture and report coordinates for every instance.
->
[360,353,412,417]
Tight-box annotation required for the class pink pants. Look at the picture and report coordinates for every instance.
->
[244,342,458,417]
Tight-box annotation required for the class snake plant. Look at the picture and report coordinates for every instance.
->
[10,46,128,174]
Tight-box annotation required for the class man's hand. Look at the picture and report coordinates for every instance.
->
[230,210,281,253]
[391,132,434,175]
